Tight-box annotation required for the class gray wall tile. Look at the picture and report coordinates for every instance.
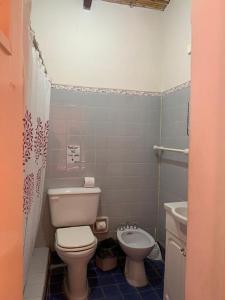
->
[156,86,190,246]
[37,86,189,249]
[38,88,161,248]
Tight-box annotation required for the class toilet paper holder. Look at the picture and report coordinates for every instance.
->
[93,216,109,234]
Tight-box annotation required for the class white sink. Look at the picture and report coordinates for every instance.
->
[172,206,187,225]
[164,202,188,225]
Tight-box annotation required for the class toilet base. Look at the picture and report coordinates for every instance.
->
[55,240,97,300]
[64,277,89,300]
[125,257,149,287]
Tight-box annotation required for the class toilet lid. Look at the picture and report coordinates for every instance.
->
[56,226,96,249]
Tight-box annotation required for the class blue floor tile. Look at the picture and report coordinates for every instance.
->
[140,290,160,300]
[106,296,123,300]
[50,273,64,284]
[112,273,126,283]
[149,260,165,277]
[118,282,136,294]
[150,260,164,269]
[88,277,99,288]
[88,287,104,300]
[155,288,164,299]
[109,267,123,274]
[49,283,64,295]
[50,267,65,275]
[146,267,160,279]
[98,274,115,286]
[149,277,164,290]
[95,268,111,277]
[123,292,142,300]
[88,268,98,277]
[47,253,164,300]
[137,284,153,293]
[102,285,121,297]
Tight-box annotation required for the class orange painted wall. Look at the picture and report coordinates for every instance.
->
[0,1,25,299]
[186,0,225,299]
[0,1,10,37]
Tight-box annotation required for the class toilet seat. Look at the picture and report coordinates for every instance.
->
[56,240,97,252]
[56,226,97,252]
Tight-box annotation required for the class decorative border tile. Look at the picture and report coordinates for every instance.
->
[52,81,190,97]
[51,83,161,97]
[163,81,191,95]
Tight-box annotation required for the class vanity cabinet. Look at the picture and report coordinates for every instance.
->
[164,232,186,300]
[164,202,187,300]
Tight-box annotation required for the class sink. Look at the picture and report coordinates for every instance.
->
[172,206,187,225]
[164,202,188,226]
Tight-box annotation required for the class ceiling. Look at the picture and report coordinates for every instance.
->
[101,0,170,11]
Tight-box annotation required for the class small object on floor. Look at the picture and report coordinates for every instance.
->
[148,242,163,261]
[96,238,119,271]
[96,255,117,272]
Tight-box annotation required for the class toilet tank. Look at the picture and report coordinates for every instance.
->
[48,187,101,228]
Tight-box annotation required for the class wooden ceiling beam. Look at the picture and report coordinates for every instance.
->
[83,0,92,10]
[102,0,170,11]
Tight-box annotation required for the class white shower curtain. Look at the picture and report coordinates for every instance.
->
[23,34,51,285]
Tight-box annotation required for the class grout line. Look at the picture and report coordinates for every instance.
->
[155,94,163,242]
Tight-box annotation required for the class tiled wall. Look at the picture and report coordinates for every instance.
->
[37,85,190,248]
[39,88,161,246]
[156,86,190,246]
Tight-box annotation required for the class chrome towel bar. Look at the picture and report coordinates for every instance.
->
[153,145,189,155]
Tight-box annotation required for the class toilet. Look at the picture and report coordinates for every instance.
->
[117,226,155,287]
[48,187,101,300]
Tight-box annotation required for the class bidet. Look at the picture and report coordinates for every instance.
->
[117,227,155,287]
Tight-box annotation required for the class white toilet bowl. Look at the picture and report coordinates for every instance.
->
[55,226,97,300]
[117,227,155,287]
[48,187,101,300]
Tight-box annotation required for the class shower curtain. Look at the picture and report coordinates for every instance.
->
[23,33,51,284]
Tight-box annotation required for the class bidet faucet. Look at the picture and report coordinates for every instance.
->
[129,223,138,229]
[119,224,125,231]
[133,223,138,229]
[125,222,130,229]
